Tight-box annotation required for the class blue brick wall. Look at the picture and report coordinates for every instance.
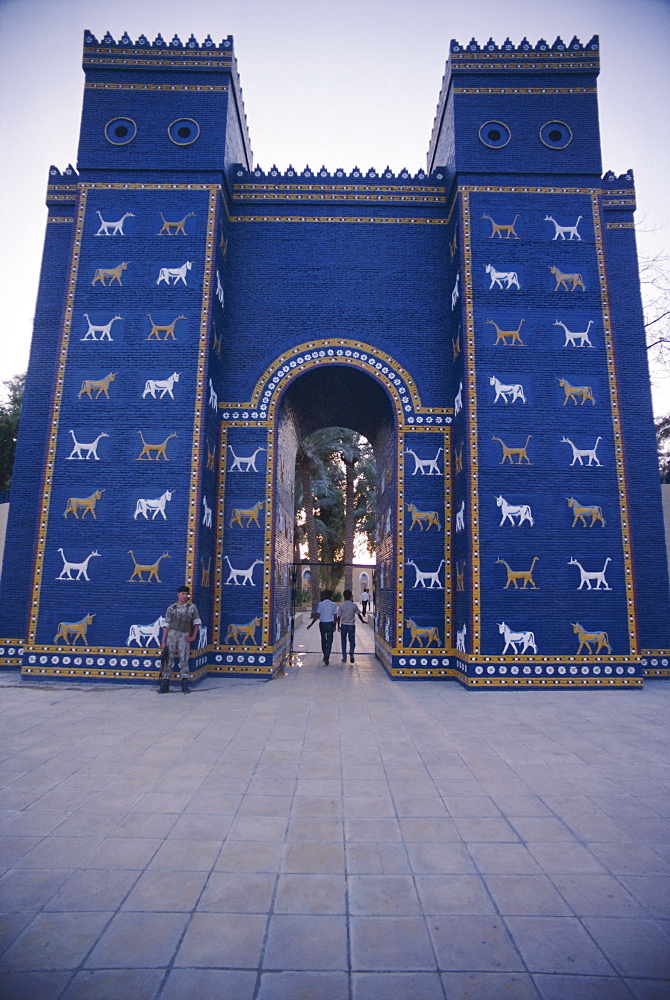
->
[1,30,666,688]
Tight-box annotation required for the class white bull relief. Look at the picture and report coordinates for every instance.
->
[223,556,263,586]
[496,495,534,527]
[142,372,181,399]
[498,621,538,655]
[126,616,167,648]
[156,261,193,286]
[134,490,174,520]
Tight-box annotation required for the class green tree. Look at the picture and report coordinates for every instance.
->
[0,373,24,492]
[294,427,377,605]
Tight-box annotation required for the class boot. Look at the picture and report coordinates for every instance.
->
[181,678,191,694]
[158,678,170,693]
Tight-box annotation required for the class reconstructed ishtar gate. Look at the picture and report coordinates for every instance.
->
[1,30,669,688]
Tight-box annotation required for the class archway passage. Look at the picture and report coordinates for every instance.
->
[274,365,397,669]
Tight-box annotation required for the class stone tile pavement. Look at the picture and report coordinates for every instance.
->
[0,618,669,999]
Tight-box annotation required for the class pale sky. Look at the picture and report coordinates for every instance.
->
[1,0,669,410]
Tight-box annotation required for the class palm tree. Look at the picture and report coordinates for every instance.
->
[294,427,377,604]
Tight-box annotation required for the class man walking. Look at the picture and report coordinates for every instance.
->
[337,589,366,664]
[160,585,201,693]
[306,589,338,665]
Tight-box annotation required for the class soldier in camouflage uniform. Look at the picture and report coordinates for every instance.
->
[159,586,201,693]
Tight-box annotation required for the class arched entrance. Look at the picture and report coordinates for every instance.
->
[216,338,452,678]
[273,365,396,667]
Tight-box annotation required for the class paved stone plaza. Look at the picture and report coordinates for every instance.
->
[1,619,669,999]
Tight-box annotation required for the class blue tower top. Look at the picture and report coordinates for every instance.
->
[76,30,253,179]
[428,34,601,182]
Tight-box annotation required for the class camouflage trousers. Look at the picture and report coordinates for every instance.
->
[160,630,191,680]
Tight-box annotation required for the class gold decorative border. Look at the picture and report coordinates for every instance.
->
[86,82,228,92]
[185,187,218,585]
[591,192,637,652]
[47,218,74,224]
[455,87,596,94]
[221,338,452,424]
[234,192,446,205]
[231,215,451,226]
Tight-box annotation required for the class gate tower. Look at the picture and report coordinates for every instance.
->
[0,30,667,687]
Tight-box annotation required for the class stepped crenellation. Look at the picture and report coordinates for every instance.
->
[231,165,447,186]
[602,169,634,186]
[450,34,598,54]
[84,30,234,50]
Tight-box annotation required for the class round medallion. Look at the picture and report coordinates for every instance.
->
[105,117,137,145]
[539,120,572,149]
[168,118,200,146]
[479,121,511,148]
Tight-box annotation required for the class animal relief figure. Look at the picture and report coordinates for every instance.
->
[142,372,181,399]
[568,557,612,590]
[157,211,195,235]
[496,557,538,589]
[572,621,611,655]
[146,315,186,341]
[81,315,121,341]
[489,376,526,404]
[566,497,605,527]
[545,215,583,241]
[456,623,467,653]
[485,264,520,290]
[126,616,167,647]
[223,556,262,586]
[555,320,594,348]
[498,621,537,654]
[455,501,465,532]
[496,495,534,527]
[561,436,602,467]
[202,496,213,528]
[200,557,211,587]
[449,230,458,262]
[56,549,101,581]
[405,447,443,476]
[487,319,524,346]
[225,617,262,645]
[92,262,129,286]
[550,265,585,291]
[206,439,216,471]
[454,382,463,415]
[66,430,108,460]
[208,379,218,411]
[558,378,595,406]
[492,436,532,465]
[406,503,441,531]
[54,613,96,645]
[78,372,118,399]
[451,272,460,310]
[483,213,519,238]
[64,490,105,520]
[127,551,170,583]
[456,562,465,591]
[228,445,266,472]
[136,432,177,461]
[95,211,134,236]
[455,443,464,474]
[230,501,264,529]
[405,619,440,648]
[133,490,174,520]
[156,261,193,286]
[197,626,208,650]
[215,270,225,307]
[405,559,445,589]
